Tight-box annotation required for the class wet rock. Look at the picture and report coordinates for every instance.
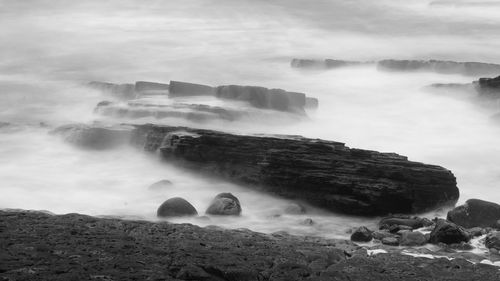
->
[88,81,136,99]
[284,203,307,214]
[379,216,431,230]
[351,226,373,242]
[147,180,173,191]
[400,231,427,246]
[447,199,500,229]
[372,230,395,241]
[157,197,198,217]
[468,227,485,237]
[389,225,414,234]
[205,193,241,216]
[169,80,215,97]
[381,237,399,246]
[51,124,133,150]
[429,219,470,244]
[377,60,500,76]
[485,232,500,251]
[132,124,459,216]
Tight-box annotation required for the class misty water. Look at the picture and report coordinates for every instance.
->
[1,0,500,239]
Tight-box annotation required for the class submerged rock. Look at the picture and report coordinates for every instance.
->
[351,226,373,242]
[377,60,500,76]
[147,179,173,191]
[284,203,307,214]
[447,199,500,229]
[157,197,198,218]
[429,219,470,245]
[51,124,133,150]
[205,193,242,216]
[132,124,459,216]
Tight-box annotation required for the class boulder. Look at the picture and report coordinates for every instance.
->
[379,216,433,230]
[485,232,500,251]
[169,81,215,97]
[429,219,470,244]
[350,226,373,242]
[131,124,459,216]
[400,231,428,246]
[148,180,173,191]
[157,197,198,218]
[205,193,242,216]
[447,199,500,229]
[51,124,133,150]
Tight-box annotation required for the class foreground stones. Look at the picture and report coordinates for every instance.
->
[447,199,500,229]
[291,58,500,76]
[132,124,459,216]
[1,210,499,281]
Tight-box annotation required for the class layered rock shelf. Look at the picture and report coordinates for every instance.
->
[291,58,500,76]
[2,210,499,281]
[130,124,459,215]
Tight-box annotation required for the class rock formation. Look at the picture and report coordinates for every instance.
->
[131,124,459,215]
[157,197,198,217]
[447,199,500,229]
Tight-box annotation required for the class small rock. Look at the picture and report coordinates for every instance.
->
[284,203,306,214]
[400,231,427,246]
[350,226,373,242]
[429,219,470,244]
[372,230,395,241]
[485,231,500,251]
[382,237,399,246]
[147,180,173,191]
[206,193,241,216]
[300,218,314,226]
[157,197,198,218]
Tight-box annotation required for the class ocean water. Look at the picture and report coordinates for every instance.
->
[1,0,500,238]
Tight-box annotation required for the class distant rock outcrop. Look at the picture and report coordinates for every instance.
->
[131,124,459,216]
[88,81,136,99]
[50,124,133,150]
[291,58,368,69]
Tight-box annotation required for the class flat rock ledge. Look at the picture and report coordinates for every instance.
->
[132,124,459,216]
[1,210,499,281]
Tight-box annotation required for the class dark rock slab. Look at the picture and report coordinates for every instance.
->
[377,60,500,76]
[429,219,470,244]
[447,199,500,229]
[351,226,373,242]
[475,75,500,98]
[400,231,428,246]
[135,81,169,96]
[169,80,216,97]
[88,81,136,99]
[131,124,459,216]
[291,58,369,69]
[1,210,499,281]
[379,216,433,230]
[215,85,307,114]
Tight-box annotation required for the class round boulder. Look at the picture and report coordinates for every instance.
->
[284,203,306,215]
[447,199,500,229]
[350,226,373,242]
[206,193,242,216]
[157,197,198,218]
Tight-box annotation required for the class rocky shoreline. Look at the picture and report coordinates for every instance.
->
[1,210,500,281]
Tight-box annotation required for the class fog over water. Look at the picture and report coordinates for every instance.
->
[1,0,500,238]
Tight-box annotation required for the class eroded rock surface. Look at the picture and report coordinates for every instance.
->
[1,210,499,281]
